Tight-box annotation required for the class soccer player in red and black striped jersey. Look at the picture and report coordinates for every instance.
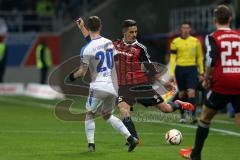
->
[76,18,194,143]
[180,5,240,160]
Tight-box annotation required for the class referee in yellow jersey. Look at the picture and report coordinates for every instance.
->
[169,22,204,124]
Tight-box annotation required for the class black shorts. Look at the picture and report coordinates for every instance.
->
[118,85,164,107]
[175,66,198,90]
[204,90,240,113]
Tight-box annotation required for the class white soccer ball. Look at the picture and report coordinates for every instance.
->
[165,129,182,145]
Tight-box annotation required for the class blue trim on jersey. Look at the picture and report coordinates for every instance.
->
[80,45,86,58]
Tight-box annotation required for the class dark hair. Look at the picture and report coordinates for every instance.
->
[86,16,102,32]
[122,19,137,31]
[181,21,191,27]
[214,5,232,25]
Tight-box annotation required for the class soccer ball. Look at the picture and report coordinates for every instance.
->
[165,129,182,145]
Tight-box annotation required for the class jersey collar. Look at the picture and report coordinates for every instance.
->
[180,35,191,40]
[218,27,231,30]
[122,39,138,45]
[91,36,102,41]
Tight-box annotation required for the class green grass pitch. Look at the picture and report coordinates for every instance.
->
[0,96,239,160]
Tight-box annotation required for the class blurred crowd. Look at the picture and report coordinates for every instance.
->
[0,0,85,17]
[0,0,87,32]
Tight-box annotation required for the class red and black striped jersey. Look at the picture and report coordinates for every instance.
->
[205,28,240,94]
[113,39,157,86]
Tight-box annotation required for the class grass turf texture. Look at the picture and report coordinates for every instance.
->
[0,96,239,160]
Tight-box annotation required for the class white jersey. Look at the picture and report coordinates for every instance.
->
[80,36,118,96]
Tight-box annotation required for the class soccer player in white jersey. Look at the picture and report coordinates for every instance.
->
[68,16,138,152]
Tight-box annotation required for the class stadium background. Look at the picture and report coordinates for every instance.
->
[1,0,239,83]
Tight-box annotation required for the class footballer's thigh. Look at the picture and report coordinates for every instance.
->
[118,95,133,118]
[118,101,132,117]
[187,88,196,98]
[178,90,186,99]
[203,90,229,123]
[156,101,174,113]
[118,86,136,117]
[85,89,107,114]
[101,94,117,120]
[200,105,217,123]
[85,96,103,114]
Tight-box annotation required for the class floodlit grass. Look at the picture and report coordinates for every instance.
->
[0,96,239,160]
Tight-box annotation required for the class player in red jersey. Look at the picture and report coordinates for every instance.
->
[76,18,195,142]
[180,5,240,160]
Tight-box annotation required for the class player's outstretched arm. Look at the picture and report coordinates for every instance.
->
[68,63,89,82]
[76,17,89,38]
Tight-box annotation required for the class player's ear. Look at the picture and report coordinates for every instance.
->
[122,27,127,35]
[189,26,192,32]
[214,18,217,25]
[228,16,232,24]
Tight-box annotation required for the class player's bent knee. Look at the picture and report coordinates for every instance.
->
[155,102,173,113]
[178,91,186,99]
[86,112,94,120]
[200,113,213,123]
[120,110,131,117]
[200,105,216,123]
[102,113,111,120]
[187,89,196,97]
[118,102,131,117]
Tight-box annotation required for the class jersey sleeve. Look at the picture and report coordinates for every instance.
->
[109,41,117,56]
[205,35,218,67]
[170,39,177,54]
[169,54,176,76]
[139,46,151,62]
[196,40,204,74]
[138,46,158,76]
[80,46,90,64]
[169,39,177,76]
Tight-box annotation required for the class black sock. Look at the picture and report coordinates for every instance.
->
[191,120,210,157]
[122,117,139,139]
[188,97,197,117]
[179,109,185,119]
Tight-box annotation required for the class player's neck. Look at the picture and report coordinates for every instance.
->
[90,32,101,40]
[180,35,190,39]
[216,24,230,30]
[123,38,136,45]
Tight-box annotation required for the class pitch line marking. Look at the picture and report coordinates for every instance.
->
[0,97,239,137]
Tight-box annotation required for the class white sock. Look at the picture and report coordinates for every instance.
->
[107,115,131,139]
[85,119,95,144]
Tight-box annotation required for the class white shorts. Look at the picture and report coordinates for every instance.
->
[86,89,117,115]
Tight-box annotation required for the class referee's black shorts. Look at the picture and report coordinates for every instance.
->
[175,66,198,90]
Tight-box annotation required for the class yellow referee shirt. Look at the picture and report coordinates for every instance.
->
[169,36,204,76]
